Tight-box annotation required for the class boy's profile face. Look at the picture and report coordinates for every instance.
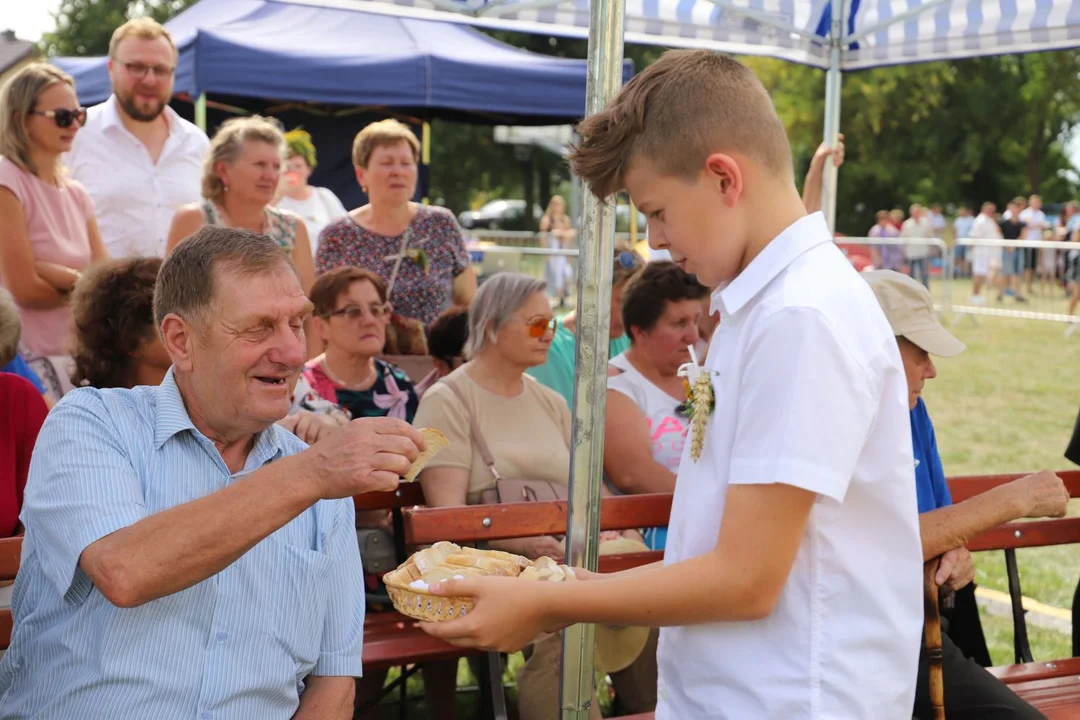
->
[624,155,743,289]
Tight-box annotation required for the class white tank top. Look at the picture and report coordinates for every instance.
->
[607,357,688,479]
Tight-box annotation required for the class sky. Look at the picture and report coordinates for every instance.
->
[2,0,62,42]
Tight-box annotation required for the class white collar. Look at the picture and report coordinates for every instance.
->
[710,212,832,318]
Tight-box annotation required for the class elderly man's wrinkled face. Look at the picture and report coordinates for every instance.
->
[188,263,311,433]
[897,336,936,410]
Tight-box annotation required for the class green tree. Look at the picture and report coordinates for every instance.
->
[41,0,197,57]
[746,52,1080,234]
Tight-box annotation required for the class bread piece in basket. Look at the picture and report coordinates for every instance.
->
[383,544,534,621]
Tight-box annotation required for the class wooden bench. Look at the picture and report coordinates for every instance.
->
[945,471,1080,686]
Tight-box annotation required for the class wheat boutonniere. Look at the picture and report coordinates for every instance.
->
[676,346,716,462]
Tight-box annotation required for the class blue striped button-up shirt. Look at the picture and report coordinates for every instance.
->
[0,371,366,719]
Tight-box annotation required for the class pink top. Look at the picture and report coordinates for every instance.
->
[0,158,95,357]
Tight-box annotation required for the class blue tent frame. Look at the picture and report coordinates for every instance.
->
[55,0,633,123]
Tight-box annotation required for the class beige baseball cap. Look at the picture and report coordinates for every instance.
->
[862,270,966,357]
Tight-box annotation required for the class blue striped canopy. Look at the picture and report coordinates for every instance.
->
[284,0,1080,70]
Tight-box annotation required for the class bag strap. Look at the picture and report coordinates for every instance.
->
[386,227,411,301]
[441,375,502,481]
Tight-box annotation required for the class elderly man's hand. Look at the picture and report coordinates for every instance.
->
[935,548,975,593]
[309,417,424,498]
[1013,470,1070,519]
[277,411,344,445]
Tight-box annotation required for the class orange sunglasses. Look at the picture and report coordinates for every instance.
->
[524,316,556,338]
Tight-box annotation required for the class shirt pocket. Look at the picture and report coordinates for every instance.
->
[266,539,333,675]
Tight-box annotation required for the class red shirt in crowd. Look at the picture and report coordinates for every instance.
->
[0,372,48,537]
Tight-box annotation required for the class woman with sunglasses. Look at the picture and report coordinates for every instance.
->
[526,247,644,408]
[302,266,420,422]
[413,272,653,720]
[0,63,107,401]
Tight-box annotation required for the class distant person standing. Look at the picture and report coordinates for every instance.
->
[276,128,347,259]
[969,202,1001,305]
[869,210,902,271]
[952,206,974,278]
[901,203,933,289]
[999,197,1028,303]
[65,18,209,259]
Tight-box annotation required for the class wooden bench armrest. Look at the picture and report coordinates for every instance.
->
[402,494,673,545]
[967,517,1080,552]
[947,470,1080,503]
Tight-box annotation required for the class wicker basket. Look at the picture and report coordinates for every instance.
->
[383,564,476,622]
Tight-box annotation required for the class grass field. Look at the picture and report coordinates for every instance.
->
[374,274,1080,715]
[920,275,1080,665]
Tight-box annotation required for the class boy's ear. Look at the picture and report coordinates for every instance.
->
[703,153,743,206]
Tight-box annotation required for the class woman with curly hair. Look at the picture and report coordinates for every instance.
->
[69,257,171,390]
[275,128,347,257]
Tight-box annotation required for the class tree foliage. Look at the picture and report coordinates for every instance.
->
[746,51,1080,234]
[41,0,198,57]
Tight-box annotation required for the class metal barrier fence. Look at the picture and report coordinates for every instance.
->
[467,233,1080,332]
[834,236,952,313]
[952,238,1080,327]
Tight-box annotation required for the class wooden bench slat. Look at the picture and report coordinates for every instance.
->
[353,482,425,511]
[403,494,673,545]
[990,657,1080,685]
[362,626,482,669]
[1011,676,1080,713]
[967,517,1080,552]
[0,537,21,582]
[947,470,1080,503]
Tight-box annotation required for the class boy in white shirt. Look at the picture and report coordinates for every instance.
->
[421,50,923,719]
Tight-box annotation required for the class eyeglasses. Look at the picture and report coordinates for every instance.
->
[324,304,390,321]
[117,61,175,80]
[29,107,87,128]
[523,316,556,338]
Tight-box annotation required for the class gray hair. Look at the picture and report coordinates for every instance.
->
[154,225,297,333]
[202,115,285,204]
[0,287,21,367]
[464,273,546,359]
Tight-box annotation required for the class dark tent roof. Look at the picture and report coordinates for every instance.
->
[55,0,632,123]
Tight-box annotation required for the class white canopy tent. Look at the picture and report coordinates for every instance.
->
[285,0,1080,227]
[279,1,1080,717]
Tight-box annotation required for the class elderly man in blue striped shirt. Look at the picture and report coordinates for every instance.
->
[0,226,425,719]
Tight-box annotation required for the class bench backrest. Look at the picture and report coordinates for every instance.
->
[948,470,1080,552]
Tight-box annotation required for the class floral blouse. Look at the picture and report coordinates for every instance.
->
[302,358,419,423]
[315,204,470,327]
[202,200,297,252]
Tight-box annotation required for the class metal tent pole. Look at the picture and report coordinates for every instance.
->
[194,92,207,133]
[821,0,845,233]
[559,0,626,715]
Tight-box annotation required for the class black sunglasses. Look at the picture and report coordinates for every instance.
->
[29,107,87,129]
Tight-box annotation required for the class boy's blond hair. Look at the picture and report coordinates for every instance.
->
[109,17,178,61]
[351,119,420,168]
[569,50,792,201]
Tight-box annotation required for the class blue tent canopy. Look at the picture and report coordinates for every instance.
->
[55,0,633,121]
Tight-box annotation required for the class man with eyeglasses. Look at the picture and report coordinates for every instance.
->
[65,17,209,259]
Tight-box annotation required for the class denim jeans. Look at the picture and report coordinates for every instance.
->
[909,257,930,289]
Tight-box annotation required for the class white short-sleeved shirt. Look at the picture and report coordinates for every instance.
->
[65,95,209,258]
[656,212,922,720]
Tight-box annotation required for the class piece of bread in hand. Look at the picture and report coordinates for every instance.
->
[403,428,450,481]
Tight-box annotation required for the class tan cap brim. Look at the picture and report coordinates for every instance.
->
[903,323,966,358]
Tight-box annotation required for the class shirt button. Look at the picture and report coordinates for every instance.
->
[216,631,227,643]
